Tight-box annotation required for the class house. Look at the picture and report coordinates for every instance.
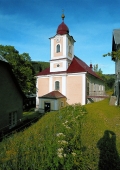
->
[0,55,24,133]
[39,91,66,113]
[112,29,120,104]
[36,14,105,112]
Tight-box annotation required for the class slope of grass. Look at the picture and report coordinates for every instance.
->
[82,99,120,169]
[0,104,87,169]
[0,99,120,169]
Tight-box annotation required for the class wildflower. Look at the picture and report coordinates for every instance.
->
[57,148,63,152]
[71,152,76,156]
[57,148,64,158]
[56,133,65,137]
[58,140,68,145]
[64,154,67,157]
[57,153,63,158]
[65,126,71,129]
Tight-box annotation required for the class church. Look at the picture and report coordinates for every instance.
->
[36,14,105,112]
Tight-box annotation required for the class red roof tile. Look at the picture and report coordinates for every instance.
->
[39,91,66,99]
[36,56,102,80]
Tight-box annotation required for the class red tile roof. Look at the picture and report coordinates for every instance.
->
[39,90,66,99]
[36,56,102,80]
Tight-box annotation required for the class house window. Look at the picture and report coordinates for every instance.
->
[9,111,17,129]
[55,81,60,90]
[56,44,60,53]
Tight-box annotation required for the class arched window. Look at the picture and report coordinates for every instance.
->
[56,44,60,53]
[55,81,60,90]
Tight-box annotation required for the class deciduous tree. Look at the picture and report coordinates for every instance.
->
[0,45,36,93]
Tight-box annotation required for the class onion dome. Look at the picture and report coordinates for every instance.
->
[57,13,69,35]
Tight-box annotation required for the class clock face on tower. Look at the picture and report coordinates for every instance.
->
[56,36,60,43]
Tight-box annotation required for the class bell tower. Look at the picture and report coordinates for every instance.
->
[49,13,75,72]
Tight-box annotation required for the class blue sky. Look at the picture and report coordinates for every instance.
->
[0,0,120,74]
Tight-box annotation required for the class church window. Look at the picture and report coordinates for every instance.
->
[55,81,60,90]
[56,44,60,53]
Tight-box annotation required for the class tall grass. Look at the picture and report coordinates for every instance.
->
[1,99,120,169]
[0,104,87,170]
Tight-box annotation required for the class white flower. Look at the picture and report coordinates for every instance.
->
[57,153,63,158]
[57,148,63,152]
[66,126,70,129]
[71,152,76,156]
[58,140,68,145]
[56,133,65,137]
[64,154,67,157]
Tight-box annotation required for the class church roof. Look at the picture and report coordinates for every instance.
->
[37,56,102,80]
[39,90,66,99]
[56,13,69,35]
[57,22,69,35]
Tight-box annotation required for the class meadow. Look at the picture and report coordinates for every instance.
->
[0,98,120,169]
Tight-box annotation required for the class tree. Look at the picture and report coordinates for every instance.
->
[93,64,103,77]
[103,50,120,60]
[0,45,36,94]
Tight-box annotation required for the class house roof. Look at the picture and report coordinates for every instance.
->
[39,90,66,99]
[113,29,120,45]
[37,56,102,80]
[0,55,8,63]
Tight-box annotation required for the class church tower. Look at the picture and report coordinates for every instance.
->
[49,13,76,72]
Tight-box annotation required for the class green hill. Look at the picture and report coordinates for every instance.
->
[0,99,120,169]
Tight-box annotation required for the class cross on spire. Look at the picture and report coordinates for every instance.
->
[61,9,65,21]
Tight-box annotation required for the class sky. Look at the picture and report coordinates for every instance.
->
[0,0,120,74]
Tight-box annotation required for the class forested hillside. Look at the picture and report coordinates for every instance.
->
[102,74,115,90]
[32,61,50,74]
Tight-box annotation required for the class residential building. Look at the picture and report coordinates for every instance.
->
[112,29,120,104]
[0,55,24,133]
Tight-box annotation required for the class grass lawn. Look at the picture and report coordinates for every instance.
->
[22,109,40,121]
[82,98,120,169]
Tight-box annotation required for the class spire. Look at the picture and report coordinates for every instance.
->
[61,9,65,21]
[56,10,69,35]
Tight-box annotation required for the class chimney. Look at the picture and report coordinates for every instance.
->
[90,63,93,70]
